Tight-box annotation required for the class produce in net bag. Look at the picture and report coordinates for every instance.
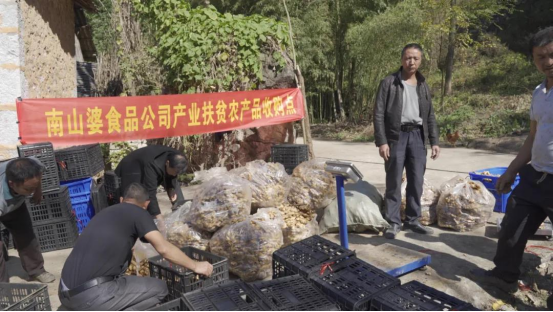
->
[192,167,228,184]
[125,240,158,277]
[167,221,212,250]
[209,213,283,282]
[254,208,285,229]
[287,159,336,212]
[437,179,495,232]
[230,160,290,209]
[319,181,389,234]
[276,204,318,246]
[188,175,252,232]
[400,177,440,225]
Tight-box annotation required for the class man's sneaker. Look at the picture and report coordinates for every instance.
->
[384,224,401,239]
[404,221,434,234]
[32,272,56,283]
[470,268,518,293]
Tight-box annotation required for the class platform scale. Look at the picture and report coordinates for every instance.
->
[324,160,431,277]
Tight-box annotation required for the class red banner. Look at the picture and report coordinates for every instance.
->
[17,88,304,146]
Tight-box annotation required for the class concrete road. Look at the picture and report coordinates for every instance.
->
[6,139,551,310]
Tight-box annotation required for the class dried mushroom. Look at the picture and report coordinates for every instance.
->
[230,160,290,209]
[287,160,336,212]
[277,204,319,246]
[209,214,283,282]
[188,175,252,232]
[437,179,495,232]
[167,221,212,250]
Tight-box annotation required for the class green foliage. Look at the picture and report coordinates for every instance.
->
[484,110,529,137]
[104,142,136,169]
[132,0,290,92]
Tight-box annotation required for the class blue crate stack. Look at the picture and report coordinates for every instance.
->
[17,143,79,252]
[56,144,107,234]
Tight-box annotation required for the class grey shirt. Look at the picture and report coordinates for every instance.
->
[401,80,423,125]
[0,157,44,216]
[530,81,553,174]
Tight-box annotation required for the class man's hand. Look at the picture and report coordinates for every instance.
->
[193,261,213,277]
[31,188,42,205]
[379,144,390,162]
[431,145,440,160]
[167,189,177,203]
[496,170,517,194]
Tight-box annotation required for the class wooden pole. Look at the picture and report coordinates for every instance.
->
[282,0,315,158]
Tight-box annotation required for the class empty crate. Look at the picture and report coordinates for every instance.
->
[271,144,309,174]
[17,142,60,192]
[55,144,104,181]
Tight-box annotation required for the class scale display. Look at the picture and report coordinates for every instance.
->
[324,160,363,182]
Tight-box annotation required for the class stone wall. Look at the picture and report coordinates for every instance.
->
[20,0,76,99]
[0,0,77,160]
[0,0,23,159]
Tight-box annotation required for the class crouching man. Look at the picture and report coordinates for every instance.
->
[59,183,213,310]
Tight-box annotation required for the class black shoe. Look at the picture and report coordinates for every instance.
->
[470,268,518,293]
[404,221,434,235]
[385,224,401,239]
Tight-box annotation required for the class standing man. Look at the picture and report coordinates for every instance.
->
[60,183,213,311]
[471,28,553,292]
[374,43,440,239]
[0,157,56,283]
[115,145,187,220]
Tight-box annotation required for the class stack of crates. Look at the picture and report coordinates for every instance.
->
[56,144,107,234]
[17,143,79,252]
[104,171,121,206]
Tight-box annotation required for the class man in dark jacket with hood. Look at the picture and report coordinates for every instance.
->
[115,145,187,220]
[374,43,440,239]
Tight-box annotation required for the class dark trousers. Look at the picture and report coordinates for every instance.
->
[0,203,45,282]
[384,129,427,226]
[59,275,168,311]
[493,164,553,283]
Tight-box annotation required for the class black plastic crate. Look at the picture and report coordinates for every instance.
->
[0,283,51,311]
[310,257,400,311]
[33,216,79,252]
[25,186,73,226]
[183,280,268,311]
[370,281,471,311]
[91,181,109,214]
[104,171,120,205]
[250,275,339,311]
[271,144,309,174]
[273,235,355,279]
[17,143,60,192]
[147,298,186,311]
[0,226,14,250]
[149,247,229,300]
[55,144,104,181]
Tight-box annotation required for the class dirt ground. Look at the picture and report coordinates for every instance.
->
[5,139,552,311]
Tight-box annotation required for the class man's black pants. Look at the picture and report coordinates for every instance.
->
[493,164,553,283]
[384,128,427,226]
[0,204,46,282]
[59,275,168,311]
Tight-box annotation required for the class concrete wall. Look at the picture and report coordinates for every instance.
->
[0,0,23,159]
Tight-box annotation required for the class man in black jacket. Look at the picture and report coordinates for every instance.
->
[115,145,187,220]
[373,43,440,239]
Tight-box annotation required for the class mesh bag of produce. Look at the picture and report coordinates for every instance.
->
[164,203,211,250]
[209,213,283,282]
[437,179,495,232]
[277,204,319,246]
[400,177,440,225]
[254,208,285,229]
[126,240,158,277]
[230,160,290,209]
[188,175,252,232]
[287,160,336,212]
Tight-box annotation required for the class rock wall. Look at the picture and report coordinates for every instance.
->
[19,0,77,99]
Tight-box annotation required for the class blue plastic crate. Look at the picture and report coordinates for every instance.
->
[61,178,94,233]
[469,167,520,213]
